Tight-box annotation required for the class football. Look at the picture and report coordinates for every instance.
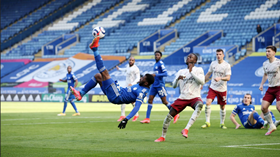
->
[92,26,105,38]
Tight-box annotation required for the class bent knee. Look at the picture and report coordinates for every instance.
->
[95,73,102,81]
[261,106,268,113]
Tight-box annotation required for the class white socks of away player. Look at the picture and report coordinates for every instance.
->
[121,104,126,116]
[220,108,226,124]
[185,103,203,130]
[264,112,276,128]
[205,105,211,123]
[162,114,173,138]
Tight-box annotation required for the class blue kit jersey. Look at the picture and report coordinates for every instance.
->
[119,84,149,104]
[66,72,77,90]
[101,78,149,120]
[232,103,255,125]
[153,60,167,88]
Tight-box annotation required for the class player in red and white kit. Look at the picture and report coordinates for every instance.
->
[259,45,280,136]
[201,49,231,129]
[116,57,140,122]
[154,53,205,142]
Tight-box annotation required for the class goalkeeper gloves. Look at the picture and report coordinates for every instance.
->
[118,118,128,129]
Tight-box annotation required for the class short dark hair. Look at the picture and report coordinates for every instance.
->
[244,93,252,104]
[190,53,198,62]
[216,49,224,54]
[155,50,162,56]
[266,45,277,52]
[145,74,154,86]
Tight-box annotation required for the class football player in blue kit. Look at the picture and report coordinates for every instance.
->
[70,37,154,129]
[140,51,179,124]
[57,66,80,116]
[230,93,279,129]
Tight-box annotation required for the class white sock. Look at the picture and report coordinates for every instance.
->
[205,105,211,123]
[162,114,173,138]
[185,103,203,130]
[264,112,276,128]
[220,108,226,124]
[131,103,139,116]
[121,104,126,116]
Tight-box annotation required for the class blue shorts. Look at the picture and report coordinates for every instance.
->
[65,89,75,101]
[243,120,264,129]
[101,78,122,104]
[149,86,167,98]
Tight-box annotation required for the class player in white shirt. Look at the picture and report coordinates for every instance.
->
[201,49,231,129]
[116,57,141,122]
[154,53,205,142]
[259,45,280,135]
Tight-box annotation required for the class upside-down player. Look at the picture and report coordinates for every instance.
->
[57,66,80,116]
[259,45,280,135]
[201,49,231,129]
[155,53,205,142]
[230,93,279,129]
[70,37,154,129]
[140,51,179,124]
[116,57,140,122]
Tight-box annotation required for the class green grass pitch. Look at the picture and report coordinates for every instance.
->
[1,102,280,157]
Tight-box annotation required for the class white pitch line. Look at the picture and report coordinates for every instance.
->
[1,117,221,121]
[223,143,280,147]
[222,143,280,151]
[1,121,106,126]
[234,147,280,151]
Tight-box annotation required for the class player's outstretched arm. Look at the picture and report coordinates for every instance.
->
[59,79,67,82]
[117,66,126,72]
[118,101,142,129]
[230,113,241,129]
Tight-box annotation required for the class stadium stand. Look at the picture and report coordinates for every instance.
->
[2,0,116,58]
[0,0,50,30]
[63,0,204,56]
[1,0,70,42]
[164,0,280,57]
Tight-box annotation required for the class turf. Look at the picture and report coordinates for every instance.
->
[1,102,280,157]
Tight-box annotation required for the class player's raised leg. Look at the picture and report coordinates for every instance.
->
[71,37,112,100]
[182,102,203,138]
